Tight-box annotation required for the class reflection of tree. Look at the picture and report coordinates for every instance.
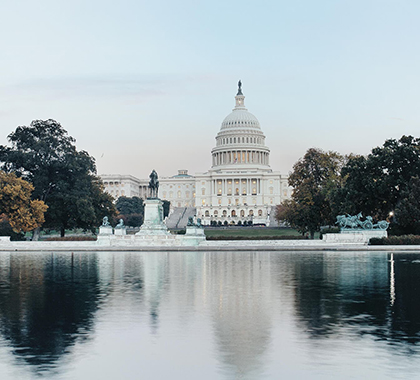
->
[290,253,420,347]
[206,252,272,379]
[0,253,101,374]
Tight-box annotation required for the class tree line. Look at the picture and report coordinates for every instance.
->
[276,135,420,238]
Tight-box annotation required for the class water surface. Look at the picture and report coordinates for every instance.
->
[0,251,419,379]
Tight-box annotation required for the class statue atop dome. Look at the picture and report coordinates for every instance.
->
[237,80,243,95]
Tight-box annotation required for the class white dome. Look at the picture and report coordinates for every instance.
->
[221,109,261,131]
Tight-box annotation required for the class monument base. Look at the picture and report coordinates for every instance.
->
[114,227,126,236]
[136,198,170,236]
[99,226,113,235]
[323,230,387,244]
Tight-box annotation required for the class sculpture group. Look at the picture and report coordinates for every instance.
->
[336,213,389,230]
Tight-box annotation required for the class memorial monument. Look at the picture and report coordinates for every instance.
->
[136,170,171,236]
[323,212,389,243]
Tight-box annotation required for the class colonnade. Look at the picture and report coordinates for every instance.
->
[210,178,261,196]
[212,150,269,166]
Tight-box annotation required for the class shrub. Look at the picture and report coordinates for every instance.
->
[206,235,308,241]
[369,235,420,245]
[0,219,25,241]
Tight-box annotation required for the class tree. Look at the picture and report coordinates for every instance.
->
[0,171,48,233]
[162,200,170,218]
[395,176,420,234]
[0,120,116,237]
[115,196,144,215]
[276,148,346,239]
[337,135,420,220]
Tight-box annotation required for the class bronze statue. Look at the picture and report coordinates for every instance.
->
[149,169,159,198]
[237,80,243,95]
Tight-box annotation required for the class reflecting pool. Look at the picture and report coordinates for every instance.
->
[0,251,419,379]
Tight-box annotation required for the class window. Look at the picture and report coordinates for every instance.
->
[202,188,205,195]
[223,210,227,217]
[252,188,257,195]
[258,210,263,216]
[205,210,210,217]
[186,191,190,198]
[214,210,218,216]
[269,187,273,195]
[218,199,221,205]
[235,198,239,205]
[177,191,181,198]
[228,188,232,195]
[231,210,236,217]
[202,199,206,205]
[242,188,246,195]
[240,210,245,217]
[249,210,254,216]
[235,188,239,195]
[218,189,222,195]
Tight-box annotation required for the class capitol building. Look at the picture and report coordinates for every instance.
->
[101,83,292,226]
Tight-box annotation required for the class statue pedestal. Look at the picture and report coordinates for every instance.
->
[323,230,387,244]
[136,198,170,236]
[99,226,113,235]
[114,227,126,236]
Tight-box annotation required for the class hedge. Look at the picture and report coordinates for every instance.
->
[369,235,420,245]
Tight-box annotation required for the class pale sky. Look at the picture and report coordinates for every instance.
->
[1,0,419,179]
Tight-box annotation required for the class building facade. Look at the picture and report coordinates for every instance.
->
[101,83,292,226]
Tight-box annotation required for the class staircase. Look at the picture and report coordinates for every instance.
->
[165,207,197,229]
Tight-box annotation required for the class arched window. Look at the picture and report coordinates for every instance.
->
[222,210,227,217]
[177,191,181,198]
[205,210,210,217]
[231,210,236,217]
[214,210,218,217]
[258,209,263,216]
[249,210,254,216]
[240,210,245,217]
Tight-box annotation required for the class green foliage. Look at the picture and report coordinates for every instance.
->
[0,120,116,236]
[115,196,144,227]
[162,200,170,218]
[0,219,25,241]
[337,135,420,220]
[369,235,420,245]
[115,196,143,215]
[395,176,420,234]
[125,213,144,227]
[276,148,346,238]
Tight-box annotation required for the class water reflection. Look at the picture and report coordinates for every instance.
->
[0,253,102,376]
[0,251,419,379]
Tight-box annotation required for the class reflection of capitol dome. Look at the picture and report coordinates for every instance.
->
[212,83,270,169]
